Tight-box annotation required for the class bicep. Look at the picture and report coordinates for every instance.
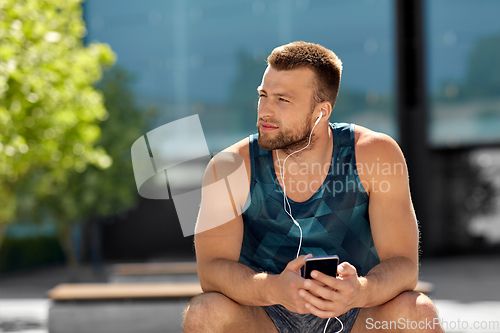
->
[195,216,244,266]
[358,134,419,264]
[194,152,250,271]
[368,174,419,264]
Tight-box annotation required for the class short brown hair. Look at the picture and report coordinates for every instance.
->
[267,41,343,108]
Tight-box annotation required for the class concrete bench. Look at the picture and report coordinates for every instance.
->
[415,280,435,294]
[48,280,433,301]
[109,262,200,284]
[112,262,198,276]
[48,282,203,300]
[48,283,202,333]
[47,261,434,333]
[48,262,202,333]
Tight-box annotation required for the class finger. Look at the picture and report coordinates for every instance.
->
[312,280,327,288]
[303,280,326,298]
[304,301,339,319]
[303,278,338,302]
[337,262,357,277]
[311,270,341,290]
[299,288,333,310]
[286,254,312,272]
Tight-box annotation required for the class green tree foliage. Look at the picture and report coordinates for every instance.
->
[18,67,148,269]
[78,67,146,220]
[29,68,145,220]
[0,0,115,249]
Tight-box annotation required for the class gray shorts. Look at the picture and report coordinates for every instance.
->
[263,305,359,333]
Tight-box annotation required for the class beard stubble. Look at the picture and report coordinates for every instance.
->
[257,113,315,154]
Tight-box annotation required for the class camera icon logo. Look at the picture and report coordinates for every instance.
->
[131,115,249,236]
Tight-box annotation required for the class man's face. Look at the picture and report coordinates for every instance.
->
[256,66,318,153]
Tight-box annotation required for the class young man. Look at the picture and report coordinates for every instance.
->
[183,41,443,332]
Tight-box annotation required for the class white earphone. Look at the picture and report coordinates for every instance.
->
[276,108,343,333]
[314,111,323,126]
[276,110,325,259]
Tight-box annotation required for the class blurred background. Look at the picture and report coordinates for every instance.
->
[1,0,500,332]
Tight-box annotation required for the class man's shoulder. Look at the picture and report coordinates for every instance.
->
[210,137,251,183]
[354,124,393,145]
[222,137,251,158]
[354,124,405,166]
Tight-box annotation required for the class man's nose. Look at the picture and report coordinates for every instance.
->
[258,98,274,119]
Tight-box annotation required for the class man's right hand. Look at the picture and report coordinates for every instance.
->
[272,254,312,314]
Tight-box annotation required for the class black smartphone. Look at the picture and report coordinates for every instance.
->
[302,255,339,279]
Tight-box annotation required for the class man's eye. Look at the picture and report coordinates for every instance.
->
[259,94,266,98]
[279,98,289,103]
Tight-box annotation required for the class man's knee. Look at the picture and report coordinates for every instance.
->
[183,292,239,332]
[385,291,442,332]
[391,291,439,319]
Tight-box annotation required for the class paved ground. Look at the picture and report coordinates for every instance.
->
[1,255,499,332]
[419,255,500,302]
[419,255,500,333]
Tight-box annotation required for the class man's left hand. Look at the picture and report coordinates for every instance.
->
[299,261,363,318]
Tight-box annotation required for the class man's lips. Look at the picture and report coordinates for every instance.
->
[259,123,279,131]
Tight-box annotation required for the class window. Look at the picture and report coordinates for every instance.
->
[85,0,396,152]
[426,0,500,147]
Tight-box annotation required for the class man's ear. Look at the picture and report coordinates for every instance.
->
[318,101,332,120]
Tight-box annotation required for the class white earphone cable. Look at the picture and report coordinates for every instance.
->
[276,117,319,258]
[275,116,343,333]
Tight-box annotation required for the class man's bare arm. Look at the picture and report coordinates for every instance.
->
[194,142,310,312]
[354,129,419,307]
[299,128,419,317]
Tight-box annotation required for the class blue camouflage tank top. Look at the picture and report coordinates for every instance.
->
[238,123,380,276]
